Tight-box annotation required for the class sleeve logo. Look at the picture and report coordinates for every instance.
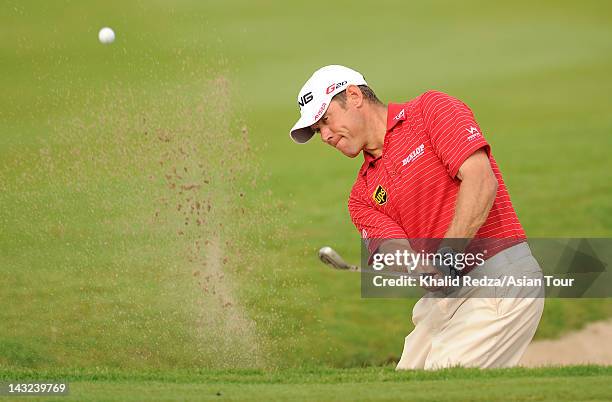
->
[372,185,388,205]
[362,229,370,248]
[466,126,481,141]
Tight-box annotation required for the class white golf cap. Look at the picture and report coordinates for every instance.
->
[289,65,368,144]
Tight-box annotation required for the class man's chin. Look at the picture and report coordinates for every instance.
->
[335,142,360,158]
[340,149,360,158]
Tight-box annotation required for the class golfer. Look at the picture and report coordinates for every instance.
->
[289,65,544,369]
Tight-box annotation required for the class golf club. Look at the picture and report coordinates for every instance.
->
[317,246,424,278]
[318,246,361,272]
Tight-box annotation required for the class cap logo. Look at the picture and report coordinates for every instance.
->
[325,81,348,94]
[313,102,327,121]
[373,185,388,206]
[298,92,313,108]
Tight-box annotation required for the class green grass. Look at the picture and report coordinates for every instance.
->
[1,0,611,380]
[1,367,611,401]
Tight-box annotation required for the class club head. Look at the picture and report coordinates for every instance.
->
[318,246,360,271]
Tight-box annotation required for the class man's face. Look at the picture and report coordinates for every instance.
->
[310,99,363,158]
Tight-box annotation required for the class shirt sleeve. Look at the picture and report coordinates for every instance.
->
[348,190,408,258]
[420,90,491,178]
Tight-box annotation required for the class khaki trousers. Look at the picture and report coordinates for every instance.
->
[396,242,545,370]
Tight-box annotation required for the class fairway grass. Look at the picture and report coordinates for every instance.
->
[1,366,610,401]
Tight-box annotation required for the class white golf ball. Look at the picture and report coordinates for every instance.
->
[98,27,115,44]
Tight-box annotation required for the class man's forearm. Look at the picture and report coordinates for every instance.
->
[443,169,498,249]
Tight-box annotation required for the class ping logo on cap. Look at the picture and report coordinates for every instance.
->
[373,185,387,205]
[298,92,313,108]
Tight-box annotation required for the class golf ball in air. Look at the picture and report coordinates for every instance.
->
[98,27,115,44]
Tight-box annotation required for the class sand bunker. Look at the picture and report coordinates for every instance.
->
[520,320,612,366]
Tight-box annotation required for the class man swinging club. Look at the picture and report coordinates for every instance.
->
[289,65,544,369]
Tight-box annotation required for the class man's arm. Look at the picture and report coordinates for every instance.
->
[348,192,442,288]
[442,149,498,250]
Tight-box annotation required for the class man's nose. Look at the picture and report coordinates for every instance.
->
[320,127,333,144]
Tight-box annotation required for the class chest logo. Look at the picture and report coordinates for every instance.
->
[402,143,425,166]
[373,185,388,206]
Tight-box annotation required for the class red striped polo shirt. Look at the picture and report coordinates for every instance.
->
[348,90,525,259]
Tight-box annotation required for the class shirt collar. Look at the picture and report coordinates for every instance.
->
[386,102,407,131]
[359,103,407,175]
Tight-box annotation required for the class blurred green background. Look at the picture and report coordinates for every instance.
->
[1,0,611,370]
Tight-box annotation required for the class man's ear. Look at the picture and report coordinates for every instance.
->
[345,84,364,108]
